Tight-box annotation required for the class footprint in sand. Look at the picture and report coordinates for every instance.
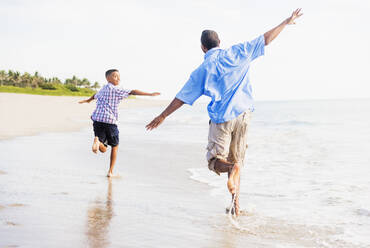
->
[0,205,5,210]
[8,203,27,208]
[0,170,6,175]
[5,221,20,226]
[52,192,69,195]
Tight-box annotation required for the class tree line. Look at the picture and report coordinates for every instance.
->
[0,70,100,91]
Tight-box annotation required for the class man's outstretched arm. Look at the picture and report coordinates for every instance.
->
[146,98,184,130]
[264,8,303,46]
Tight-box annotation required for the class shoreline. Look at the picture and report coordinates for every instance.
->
[0,93,168,140]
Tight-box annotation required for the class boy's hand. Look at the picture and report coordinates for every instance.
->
[150,92,161,96]
[78,99,89,104]
[146,114,165,130]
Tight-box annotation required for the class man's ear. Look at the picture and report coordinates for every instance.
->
[201,44,208,53]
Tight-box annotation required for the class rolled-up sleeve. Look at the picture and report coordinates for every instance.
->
[175,68,204,105]
[226,35,265,62]
[244,35,265,61]
[94,89,102,99]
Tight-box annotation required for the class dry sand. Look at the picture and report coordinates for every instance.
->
[0,93,168,140]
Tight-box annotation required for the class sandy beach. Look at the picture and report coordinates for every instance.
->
[0,93,168,140]
[1,96,369,248]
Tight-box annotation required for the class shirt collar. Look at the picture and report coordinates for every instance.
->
[204,47,221,59]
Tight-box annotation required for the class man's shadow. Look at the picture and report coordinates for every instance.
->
[86,178,114,248]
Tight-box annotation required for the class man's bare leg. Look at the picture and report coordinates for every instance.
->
[214,159,239,194]
[234,173,241,216]
[107,145,118,177]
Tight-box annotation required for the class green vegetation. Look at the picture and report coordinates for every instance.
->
[0,70,100,96]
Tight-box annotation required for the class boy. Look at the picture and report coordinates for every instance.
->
[79,69,160,177]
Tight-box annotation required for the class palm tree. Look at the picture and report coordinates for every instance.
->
[80,78,90,87]
[10,71,21,87]
[0,70,6,85]
[20,72,32,87]
[91,81,100,90]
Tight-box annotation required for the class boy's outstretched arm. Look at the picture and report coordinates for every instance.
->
[263,8,303,46]
[146,98,184,130]
[78,94,95,104]
[130,90,160,96]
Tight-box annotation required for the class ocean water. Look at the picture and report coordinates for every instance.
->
[109,98,370,247]
[1,98,370,248]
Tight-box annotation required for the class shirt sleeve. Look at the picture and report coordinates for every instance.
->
[115,87,131,100]
[94,89,102,99]
[175,68,204,106]
[227,35,265,62]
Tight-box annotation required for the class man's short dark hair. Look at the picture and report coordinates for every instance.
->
[105,69,119,78]
[201,30,220,50]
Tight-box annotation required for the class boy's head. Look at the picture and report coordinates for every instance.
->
[200,30,220,53]
[105,69,120,86]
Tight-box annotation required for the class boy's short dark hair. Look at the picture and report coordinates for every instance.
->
[105,69,119,78]
[201,30,220,50]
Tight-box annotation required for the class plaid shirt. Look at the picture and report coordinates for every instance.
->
[91,83,131,125]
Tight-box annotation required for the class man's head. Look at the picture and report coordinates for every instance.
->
[201,30,220,53]
[105,69,120,86]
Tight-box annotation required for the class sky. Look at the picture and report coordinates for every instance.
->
[1,0,369,101]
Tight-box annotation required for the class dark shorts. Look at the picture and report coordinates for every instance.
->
[93,121,119,147]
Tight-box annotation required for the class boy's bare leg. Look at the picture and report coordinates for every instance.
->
[234,173,241,216]
[99,143,107,153]
[214,159,240,195]
[107,145,118,177]
[92,137,107,153]
[92,137,99,153]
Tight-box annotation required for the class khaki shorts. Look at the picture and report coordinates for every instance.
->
[206,111,252,175]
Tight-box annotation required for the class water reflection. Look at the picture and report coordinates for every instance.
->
[86,178,113,248]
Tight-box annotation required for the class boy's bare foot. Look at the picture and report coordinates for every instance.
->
[92,137,99,153]
[107,171,116,177]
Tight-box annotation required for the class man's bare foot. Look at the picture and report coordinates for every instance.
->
[226,207,246,216]
[227,194,240,217]
[107,172,113,177]
[92,137,99,154]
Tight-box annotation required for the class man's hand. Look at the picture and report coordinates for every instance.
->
[264,8,303,45]
[150,92,161,96]
[146,114,165,130]
[145,98,185,130]
[287,8,303,25]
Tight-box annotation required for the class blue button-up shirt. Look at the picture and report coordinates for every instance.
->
[176,35,265,123]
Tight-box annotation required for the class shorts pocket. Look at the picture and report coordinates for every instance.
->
[206,142,215,151]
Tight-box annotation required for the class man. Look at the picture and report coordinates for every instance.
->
[146,9,303,216]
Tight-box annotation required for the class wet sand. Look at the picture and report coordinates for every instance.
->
[1,97,368,247]
[0,93,168,140]
[0,128,350,248]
